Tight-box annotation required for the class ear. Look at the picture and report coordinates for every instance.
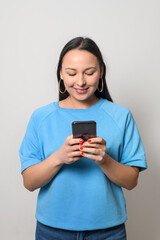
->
[100,65,104,79]
[60,70,63,79]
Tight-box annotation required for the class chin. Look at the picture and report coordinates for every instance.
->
[74,95,95,102]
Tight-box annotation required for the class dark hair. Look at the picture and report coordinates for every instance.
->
[57,37,113,102]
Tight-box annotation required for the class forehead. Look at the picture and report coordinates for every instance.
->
[62,49,99,68]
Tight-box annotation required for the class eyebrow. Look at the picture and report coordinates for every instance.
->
[65,67,96,71]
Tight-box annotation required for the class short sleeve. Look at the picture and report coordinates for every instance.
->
[120,111,147,172]
[19,112,42,174]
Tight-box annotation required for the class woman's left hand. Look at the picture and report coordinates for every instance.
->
[79,137,107,165]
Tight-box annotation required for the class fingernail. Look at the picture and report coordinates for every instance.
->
[87,139,91,143]
[80,147,83,150]
[80,143,83,146]
[79,139,84,143]
[81,152,84,155]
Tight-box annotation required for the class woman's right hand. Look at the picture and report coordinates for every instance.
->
[54,134,84,165]
[22,135,84,191]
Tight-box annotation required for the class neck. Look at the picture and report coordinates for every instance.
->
[66,95,99,109]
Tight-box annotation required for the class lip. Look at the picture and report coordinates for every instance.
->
[74,88,89,94]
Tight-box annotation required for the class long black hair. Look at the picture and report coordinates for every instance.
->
[57,37,113,102]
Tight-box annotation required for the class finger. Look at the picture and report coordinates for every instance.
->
[80,151,98,161]
[69,150,83,158]
[79,147,100,155]
[71,144,84,152]
[87,137,106,145]
[68,136,84,146]
[72,156,83,161]
[66,155,83,164]
[80,142,100,148]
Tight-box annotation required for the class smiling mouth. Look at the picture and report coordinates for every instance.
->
[75,88,89,90]
[74,88,89,93]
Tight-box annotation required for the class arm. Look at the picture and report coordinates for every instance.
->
[22,135,83,192]
[79,138,139,190]
[98,153,139,190]
[22,152,63,192]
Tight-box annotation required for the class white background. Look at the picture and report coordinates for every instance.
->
[0,0,160,239]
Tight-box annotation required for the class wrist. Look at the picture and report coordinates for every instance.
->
[98,153,109,167]
[52,151,64,167]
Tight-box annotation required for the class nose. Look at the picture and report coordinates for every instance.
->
[76,74,86,87]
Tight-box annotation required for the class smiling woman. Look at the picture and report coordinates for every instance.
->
[19,36,147,240]
[57,37,113,105]
[59,48,104,109]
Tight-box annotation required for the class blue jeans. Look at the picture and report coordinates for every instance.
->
[35,221,127,240]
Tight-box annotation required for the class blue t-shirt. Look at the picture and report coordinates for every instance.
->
[19,98,147,231]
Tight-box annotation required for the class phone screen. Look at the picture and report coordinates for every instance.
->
[72,121,96,141]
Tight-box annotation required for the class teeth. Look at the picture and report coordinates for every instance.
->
[76,88,87,90]
[75,88,88,93]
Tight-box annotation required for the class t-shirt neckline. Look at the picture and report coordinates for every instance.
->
[55,98,104,112]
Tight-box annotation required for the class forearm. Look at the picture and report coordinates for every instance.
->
[22,153,63,192]
[99,154,139,190]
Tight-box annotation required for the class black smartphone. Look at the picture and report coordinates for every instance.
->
[72,121,97,141]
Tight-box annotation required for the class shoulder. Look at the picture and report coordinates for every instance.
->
[100,98,132,127]
[101,98,130,117]
[29,102,57,127]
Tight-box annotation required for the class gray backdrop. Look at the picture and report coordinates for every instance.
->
[1,0,159,239]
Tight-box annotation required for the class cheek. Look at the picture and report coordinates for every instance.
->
[90,75,99,86]
[63,77,74,87]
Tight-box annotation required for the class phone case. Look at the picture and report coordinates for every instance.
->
[72,121,96,141]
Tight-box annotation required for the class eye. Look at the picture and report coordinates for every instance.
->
[86,72,94,76]
[68,73,76,76]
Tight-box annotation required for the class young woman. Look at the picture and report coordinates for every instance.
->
[19,37,147,240]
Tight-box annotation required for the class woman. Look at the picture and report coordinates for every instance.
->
[19,37,147,240]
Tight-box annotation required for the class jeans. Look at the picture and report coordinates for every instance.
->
[35,221,127,240]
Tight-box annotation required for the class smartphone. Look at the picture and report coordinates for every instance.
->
[72,121,97,141]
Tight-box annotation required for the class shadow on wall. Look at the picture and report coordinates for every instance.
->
[124,158,159,240]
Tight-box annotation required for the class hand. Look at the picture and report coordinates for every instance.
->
[79,137,107,165]
[55,135,84,165]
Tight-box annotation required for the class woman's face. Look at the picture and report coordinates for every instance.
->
[60,49,103,102]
